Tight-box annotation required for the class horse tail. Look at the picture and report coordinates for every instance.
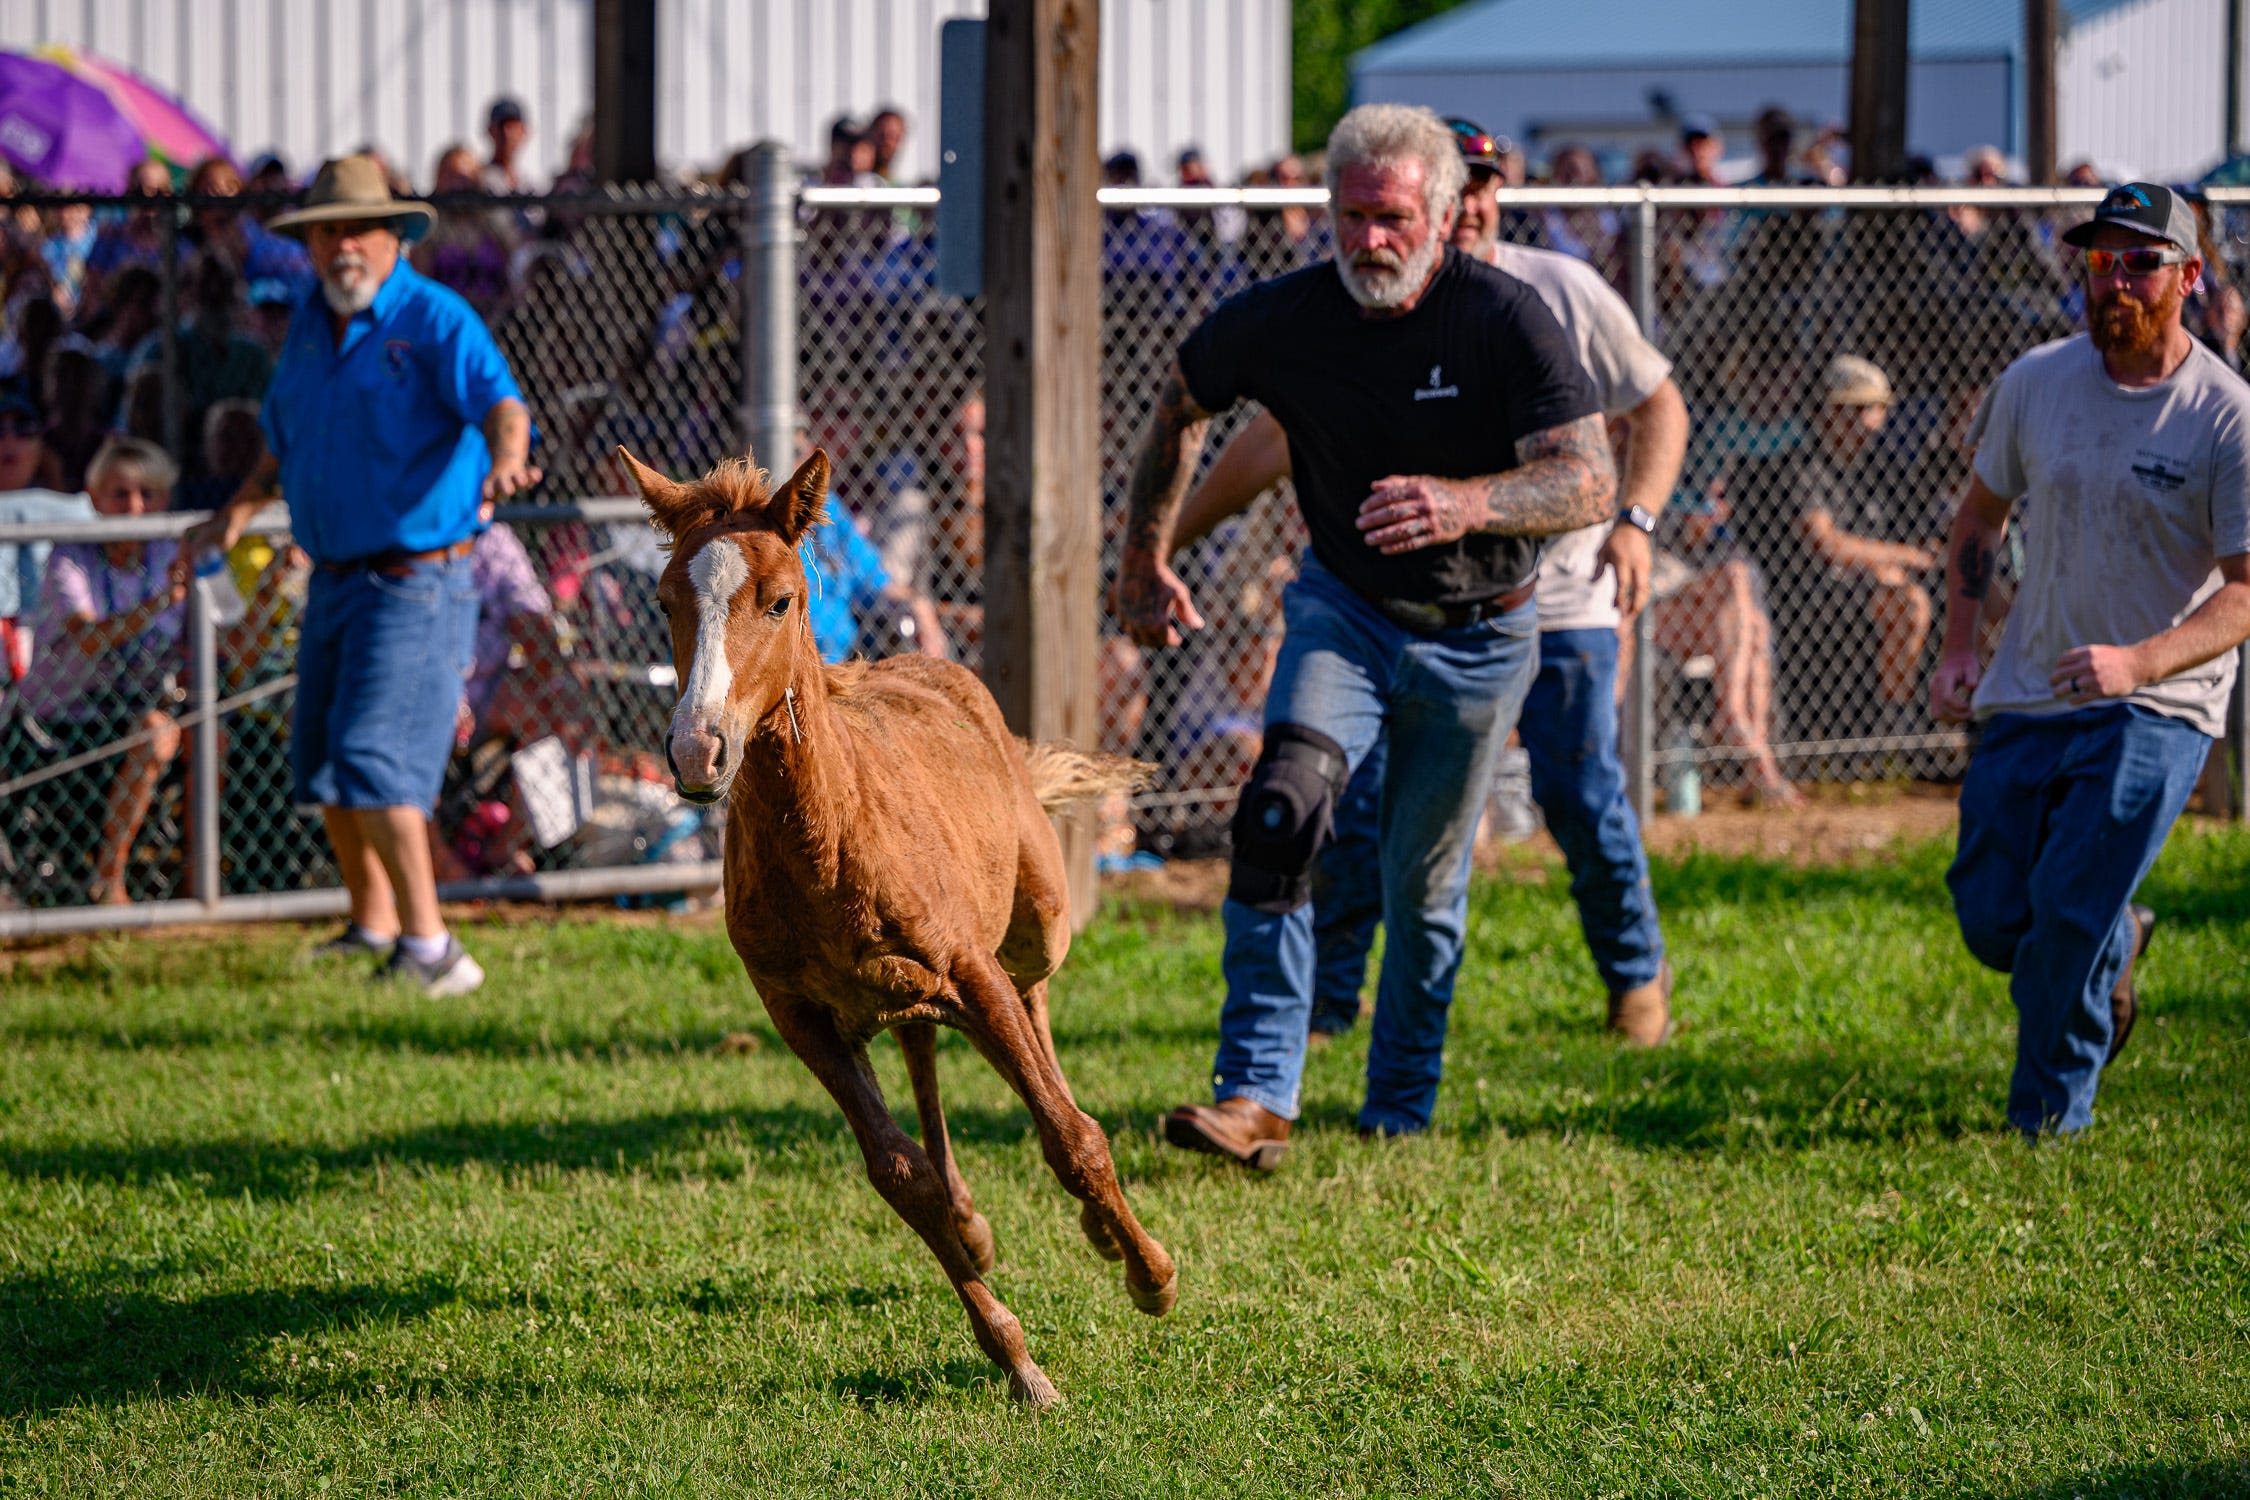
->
[1021,740,1157,811]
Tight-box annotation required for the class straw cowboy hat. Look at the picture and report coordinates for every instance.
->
[268,155,436,242]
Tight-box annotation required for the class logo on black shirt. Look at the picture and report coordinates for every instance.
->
[1414,363,1460,401]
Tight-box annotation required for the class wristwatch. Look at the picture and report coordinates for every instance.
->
[1617,504,1658,535]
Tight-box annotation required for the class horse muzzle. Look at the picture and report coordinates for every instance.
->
[666,725,733,804]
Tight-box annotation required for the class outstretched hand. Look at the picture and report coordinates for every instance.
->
[1111,554,1205,648]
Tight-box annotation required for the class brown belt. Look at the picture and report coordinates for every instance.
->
[317,537,475,577]
[1371,578,1535,635]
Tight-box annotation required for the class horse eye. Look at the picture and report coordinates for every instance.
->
[766,594,793,619]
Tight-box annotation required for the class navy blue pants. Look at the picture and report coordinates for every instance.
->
[1310,626,1666,1033]
[1948,705,2209,1135]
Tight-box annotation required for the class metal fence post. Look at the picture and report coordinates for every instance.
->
[1624,195,1659,828]
[739,144,798,472]
[2235,644,2249,823]
[186,576,221,907]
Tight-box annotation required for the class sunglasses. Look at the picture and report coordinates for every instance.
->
[0,415,41,438]
[2083,246,2189,277]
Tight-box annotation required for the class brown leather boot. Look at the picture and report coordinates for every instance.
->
[2108,904,2155,1064]
[1607,959,1674,1047]
[1162,1096,1291,1171]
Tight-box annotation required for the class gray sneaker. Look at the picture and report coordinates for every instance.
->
[302,926,396,966]
[374,936,486,997]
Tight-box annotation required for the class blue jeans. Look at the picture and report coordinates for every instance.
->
[1212,557,1537,1134]
[1310,626,1665,1032]
[293,554,479,811]
[1948,705,2210,1136]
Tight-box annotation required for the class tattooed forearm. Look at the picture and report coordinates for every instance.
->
[1956,534,1995,601]
[1468,415,1618,537]
[1123,363,1215,564]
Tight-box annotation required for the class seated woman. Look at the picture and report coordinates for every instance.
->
[10,437,289,903]
[12,438,192,903]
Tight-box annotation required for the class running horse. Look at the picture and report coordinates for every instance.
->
[622,445,1177,1407]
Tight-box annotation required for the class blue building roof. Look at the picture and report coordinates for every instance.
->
[1356,0,2134,74]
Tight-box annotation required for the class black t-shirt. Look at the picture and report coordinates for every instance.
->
[1178,249,1599,605]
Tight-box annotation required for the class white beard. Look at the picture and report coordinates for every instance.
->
[1336,231,1443,311]
[320,260,382,315]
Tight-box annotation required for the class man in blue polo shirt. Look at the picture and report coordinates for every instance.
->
[186,156,540,995]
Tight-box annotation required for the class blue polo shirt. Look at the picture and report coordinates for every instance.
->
[261,260,523,564]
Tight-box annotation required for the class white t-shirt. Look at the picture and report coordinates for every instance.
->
[1969,334,2250,738]
[1487,243,1674,631]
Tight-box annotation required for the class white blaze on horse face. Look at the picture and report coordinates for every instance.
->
[674,539,750,741]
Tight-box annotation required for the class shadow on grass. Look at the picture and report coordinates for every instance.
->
[1284,1038,2006,1153]
[829,1356,1002,1407]
[0,1273,459,1414]
[1994,1458,2250,1499]
[0,1101,1040,1199]
[0,1011,774,1062]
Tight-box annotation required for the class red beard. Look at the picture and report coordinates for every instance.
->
[2088,278,2183,358]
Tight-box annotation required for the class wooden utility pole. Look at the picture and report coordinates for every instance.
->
[2026,0,2058,184]
[1849,0,1912,181]
[593,0,657,183]
[982,0,1104,926]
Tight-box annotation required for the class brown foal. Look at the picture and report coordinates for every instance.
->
[624,446,1176,1407]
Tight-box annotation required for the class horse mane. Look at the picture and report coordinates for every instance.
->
[660,457,784,548]
[822,658,877,697]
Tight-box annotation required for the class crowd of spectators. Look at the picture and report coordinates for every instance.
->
[3,91,2243,897]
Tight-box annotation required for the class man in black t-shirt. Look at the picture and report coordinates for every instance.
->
[1114,103,1616,1169]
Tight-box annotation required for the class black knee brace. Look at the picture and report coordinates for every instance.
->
[1228,723,1350,914]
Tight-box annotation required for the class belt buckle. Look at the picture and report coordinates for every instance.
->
[1382,597,1448,633]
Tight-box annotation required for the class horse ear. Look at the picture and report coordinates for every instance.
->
[618,447,696,539]
[776,447,832,544]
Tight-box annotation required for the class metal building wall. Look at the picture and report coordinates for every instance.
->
[2057,0,2231,180]
[0,0,1290,188]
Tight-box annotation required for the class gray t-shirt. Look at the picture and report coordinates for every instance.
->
[1488,244,1674,632]
[1969,334,2250,738]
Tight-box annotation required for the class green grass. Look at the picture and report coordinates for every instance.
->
[2,830,2247,1497]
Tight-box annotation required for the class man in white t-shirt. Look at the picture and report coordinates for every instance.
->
[1167,118,1691,1047]
[1933,182,2250,1136]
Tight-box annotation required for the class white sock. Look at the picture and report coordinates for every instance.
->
[349,923,398,946]
[398,931,451,964]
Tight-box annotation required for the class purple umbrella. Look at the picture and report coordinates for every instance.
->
[0,50,147,191]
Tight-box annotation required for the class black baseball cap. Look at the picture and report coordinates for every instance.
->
[1445,117,1511,175]
[2062,180,2200,252]
[488,97,526,128]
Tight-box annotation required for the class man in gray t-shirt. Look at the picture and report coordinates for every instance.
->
[1932,182,2250,1137]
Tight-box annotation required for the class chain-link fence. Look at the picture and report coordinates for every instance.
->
[2,179,2247,930]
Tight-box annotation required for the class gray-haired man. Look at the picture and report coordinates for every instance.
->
[1114,104,1618,1167]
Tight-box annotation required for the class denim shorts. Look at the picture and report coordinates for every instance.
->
[291,553,478,811]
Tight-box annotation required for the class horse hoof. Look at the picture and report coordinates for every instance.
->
[960,1211,997,1274]
[1128,1271,1178,1317]
[1009,1365,1062,1409]
[1079,1201,1123,1261]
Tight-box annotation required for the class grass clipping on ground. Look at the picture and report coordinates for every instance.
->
[1,826,2245,1496]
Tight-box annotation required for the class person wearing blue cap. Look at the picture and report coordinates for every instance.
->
[1933,181,2250,1137]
